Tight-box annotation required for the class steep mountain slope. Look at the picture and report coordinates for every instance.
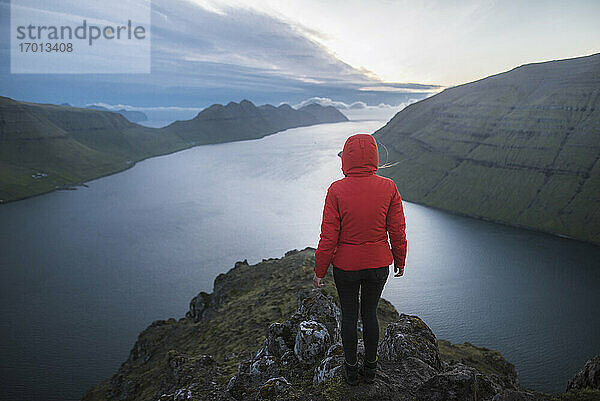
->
[0,97,346,202]
[374,53,600,245]
[0,96,186,202]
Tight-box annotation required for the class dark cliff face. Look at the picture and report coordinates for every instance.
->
[81,248,553,401]
[373,53,600,245]
[0,97,346,203]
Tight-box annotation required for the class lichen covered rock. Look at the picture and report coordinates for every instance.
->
[415,363,501,401]
[258,377,291,399]
[296,288,341,343]
[226,290,522,400]
[227,288,340,399]
[313,343,345,385]
[261,322,294,359]
[294,320,331,364]
[83,249,539,401]
[567,354,600,392]
[155,350,230,401]
[378,313,442,371]
[186,291,212,322]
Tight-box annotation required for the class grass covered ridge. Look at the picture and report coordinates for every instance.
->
[81,248,520,401]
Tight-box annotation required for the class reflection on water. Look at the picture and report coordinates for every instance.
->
[0,119,599,400]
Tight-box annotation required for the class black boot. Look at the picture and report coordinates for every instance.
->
[343,360,359,386]
[359,357,377,384]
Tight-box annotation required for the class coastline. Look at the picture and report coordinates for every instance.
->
[4,126,597,250]
[400,196,600,248]
[0,120,349,205]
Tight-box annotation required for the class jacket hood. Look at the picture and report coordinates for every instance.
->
[341,134,379,176]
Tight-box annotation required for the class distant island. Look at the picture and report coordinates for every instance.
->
[0,98,347,203]
[86,105,149,123]
[374,53,600,245]
[81,248,600,401]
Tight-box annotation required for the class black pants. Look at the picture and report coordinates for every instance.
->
[333,265,389,365]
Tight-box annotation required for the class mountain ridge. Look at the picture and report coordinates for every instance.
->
[162,99,346,143]
[0,97,347,203]
[87,105,149,123]
[373,53,600,245]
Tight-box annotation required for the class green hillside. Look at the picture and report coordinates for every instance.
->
[374,53,600,245]
[0,96,186,202]
[0,97,346,203]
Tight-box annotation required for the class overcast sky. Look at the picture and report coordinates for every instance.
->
[196,0,600,85]
[0,0,598,107]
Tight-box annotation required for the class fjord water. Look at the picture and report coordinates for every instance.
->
[0,118,599,400]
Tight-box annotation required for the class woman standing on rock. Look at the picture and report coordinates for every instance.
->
[313,133,407,386]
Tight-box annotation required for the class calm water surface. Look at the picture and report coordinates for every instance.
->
[0,119,599,400]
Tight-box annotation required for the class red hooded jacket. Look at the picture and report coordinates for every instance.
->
[314,134,407,278]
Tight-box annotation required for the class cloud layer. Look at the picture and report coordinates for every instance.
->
[0,0,440,107]
[291,96,423,122]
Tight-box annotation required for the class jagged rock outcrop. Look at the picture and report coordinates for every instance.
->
[490,356,600,401]
[226,289,521,401]
[378,315,442,371]
[156,351,230,401]
[225,289,340,399]
[294,320,331,364]
[296,288,341,344]
[82,248,574,401]
[566,354,600,391]
[186,291,213,322]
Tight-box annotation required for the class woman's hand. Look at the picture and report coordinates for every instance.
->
[394,265,405,277]
[313,274,323,288]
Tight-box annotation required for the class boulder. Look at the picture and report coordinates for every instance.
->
[260,322,294,359]
[294,320,331,364]
[258,377,291,399]
[387,356,440,392]
[296,288,341,342]
[155,351,227,401]
[313,343,345,385]
[186,291,212,322]
[416,363,501,401]
[378,314,442,371]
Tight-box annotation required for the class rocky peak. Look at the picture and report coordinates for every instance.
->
[224,288,522,401]
[566,354,600,392]
[81,248,600,401]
